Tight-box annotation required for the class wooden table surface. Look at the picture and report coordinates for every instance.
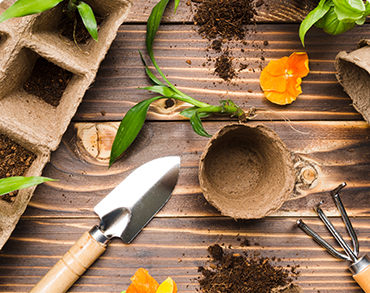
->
[2,0,370,292]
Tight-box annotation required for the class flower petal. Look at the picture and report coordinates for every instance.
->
[264,76,303,105]
[287,52,309,78]
[264,90,297,105]
[260,67,287,92]
[266,56,289,76]
[287,76,303,97]
[126,268,159,293]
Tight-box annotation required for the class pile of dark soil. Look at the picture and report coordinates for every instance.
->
[0,134,36,202]
[193,0,256,40]
[192,0,260,81]
[23,57,73,107]
[197,244,299,293]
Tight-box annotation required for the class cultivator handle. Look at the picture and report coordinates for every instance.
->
[350,254,370,293]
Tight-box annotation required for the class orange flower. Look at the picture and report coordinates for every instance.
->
[126,268,159,293]
[260,52,309,105]
[124,269,178,293]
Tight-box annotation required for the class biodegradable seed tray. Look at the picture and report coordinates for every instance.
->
[0,0,132,249]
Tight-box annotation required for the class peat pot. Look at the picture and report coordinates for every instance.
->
[335,39,370,125]
[199,124,296,219]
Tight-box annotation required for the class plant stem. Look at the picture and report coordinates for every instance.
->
[68,0,78,10]
[197,105,244,116]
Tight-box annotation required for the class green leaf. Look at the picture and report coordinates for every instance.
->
[145,0,180,91]
[180,106,211,119]
[0,0,63,23]
[355,14,367,25]
[0,176,56,196]
[356,1,370,24]
[109,96,164,166]
[190,112,212,137]
[174,0,180,13]
[141,85,177,98]
[77,1,98,41]
[316,6,355,34]
[146,0,171,63]
[299,0,332,46]
[333,0,365,22]
[139,51,166,86]
[365,1,370,15]
[146,0,180,62]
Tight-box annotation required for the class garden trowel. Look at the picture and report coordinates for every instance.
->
[29,156,181,293]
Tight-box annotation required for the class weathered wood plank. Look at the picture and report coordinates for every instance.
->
[74,23,369,122]
[22,120,370,219]
[0,217,368,292]
[126,0,320,23]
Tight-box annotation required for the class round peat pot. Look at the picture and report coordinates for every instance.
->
[199,124,295,219]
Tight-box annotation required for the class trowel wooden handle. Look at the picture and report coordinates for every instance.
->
[30,231,106,293]
[353,264,370,293]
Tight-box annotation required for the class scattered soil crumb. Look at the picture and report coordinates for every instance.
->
[211,39,222,52]
[23,57,73,107]
[197,244,300,293]
[214,50,235,81]
[255,0,265,7]
[0,134,36,203]
[192,0,262,82]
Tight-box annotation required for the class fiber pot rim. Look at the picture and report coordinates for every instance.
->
[199,123,295,219]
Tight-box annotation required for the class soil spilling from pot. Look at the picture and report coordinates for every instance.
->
[0,134,36,203]
[197,243,300,293]
[191,0,265,82]
[23,57,73,107]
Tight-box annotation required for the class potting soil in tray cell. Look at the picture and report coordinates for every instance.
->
[0,128,50,248]
[0,133,36,203]
[23,57,73,107]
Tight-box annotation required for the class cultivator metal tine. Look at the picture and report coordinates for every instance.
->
[314,201,357,262]
[296,183,359,263]
[296,219,351,261]
[330,182,359,257]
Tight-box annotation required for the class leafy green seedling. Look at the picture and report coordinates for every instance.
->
[299,0,370,46]
[109,0,250,166]
[0,0,98,42]
[0,176,57,196]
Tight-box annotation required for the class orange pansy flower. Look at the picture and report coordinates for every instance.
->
[126,268,159,293]
[260,52,309,105]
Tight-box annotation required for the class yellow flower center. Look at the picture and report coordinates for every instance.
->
[285,69,293,78]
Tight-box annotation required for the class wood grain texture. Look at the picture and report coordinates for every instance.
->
[125,0,320,23]
[74,23,370,122]
[1,217,369,293]
[2,1,370,293]
[21,120,370,219]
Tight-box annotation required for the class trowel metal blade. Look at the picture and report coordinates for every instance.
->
[94,156,180,243]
